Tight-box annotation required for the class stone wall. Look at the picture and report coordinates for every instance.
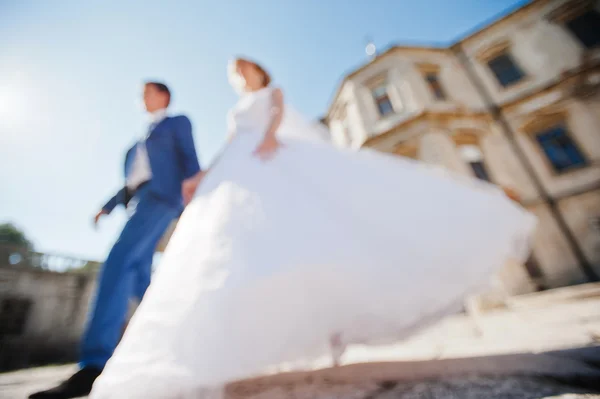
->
[0,254,97,371]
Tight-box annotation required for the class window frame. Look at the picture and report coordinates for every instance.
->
[364,73,399,119]
[521,111,590,176]
[564,10,600,49]
[534,124,588,174]
[468,160,492,182]
[476,40,527,90]
[371,83,395,117]
[425,72,447,101]
[486,52,526,88]
[453,131,494,182]
[417,64,448,101]
[547,0,600,49]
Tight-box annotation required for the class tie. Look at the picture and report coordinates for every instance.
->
[146,123,156,139]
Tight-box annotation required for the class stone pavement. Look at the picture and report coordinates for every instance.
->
[2,285,600,398]
[226,375,600,399]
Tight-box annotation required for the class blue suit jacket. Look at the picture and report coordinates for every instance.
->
[102,115,201,214]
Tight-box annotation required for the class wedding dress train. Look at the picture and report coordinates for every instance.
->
[89,87,536,398]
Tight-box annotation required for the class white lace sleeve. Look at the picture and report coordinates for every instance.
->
[226,110,235,136]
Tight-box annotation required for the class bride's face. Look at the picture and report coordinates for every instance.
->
[228,62,245,94]
[228,59,262,94]
[228,60,248,94]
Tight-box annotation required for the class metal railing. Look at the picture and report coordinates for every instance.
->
[0,244,101,272]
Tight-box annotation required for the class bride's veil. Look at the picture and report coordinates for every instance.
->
[278,103,331,144]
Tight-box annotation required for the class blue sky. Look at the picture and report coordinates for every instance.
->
[0,0,529,262]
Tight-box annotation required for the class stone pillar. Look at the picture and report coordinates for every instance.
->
[419,129,470,175]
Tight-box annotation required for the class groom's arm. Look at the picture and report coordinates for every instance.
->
[95,186,129,226]
[100,145,137,214]
[102,191,121,214]
[101,186,132,214]
[173,115,201,179]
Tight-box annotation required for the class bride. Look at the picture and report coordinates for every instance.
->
[89,57,536,398]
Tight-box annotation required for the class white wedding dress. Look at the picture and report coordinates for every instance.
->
[89,87,536,398]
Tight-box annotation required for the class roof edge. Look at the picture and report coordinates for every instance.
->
[325,0,541,117]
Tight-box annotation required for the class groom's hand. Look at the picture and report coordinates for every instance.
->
[182,171,206,206]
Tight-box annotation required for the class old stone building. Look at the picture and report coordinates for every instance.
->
[324,0,600,294]
[0,245,99,371]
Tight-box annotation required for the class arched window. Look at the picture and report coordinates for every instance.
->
[453,131,491,181]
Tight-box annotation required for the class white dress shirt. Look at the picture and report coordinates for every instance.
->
[126,109,168,191]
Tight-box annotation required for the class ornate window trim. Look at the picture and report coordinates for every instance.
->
[520,109,568,136]
[416,63,441,74]
[364,73,388,89]
[451,129,481,146]
[475,40,511,62]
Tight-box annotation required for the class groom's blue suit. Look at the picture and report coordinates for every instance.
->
[81,115,200,369]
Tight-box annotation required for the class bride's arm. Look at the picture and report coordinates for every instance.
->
[254,88,284,159]
[226,110,236,143]
[264,87,284,141]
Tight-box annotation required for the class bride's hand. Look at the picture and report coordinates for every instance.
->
[253,136,282,161]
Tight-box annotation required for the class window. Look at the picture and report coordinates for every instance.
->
[487,53,525,87]
[0,297,32,335]
[469,161,491,181]
[371,84,394,117]
[565,10,600,48]
[535,124,587,173]
[425,72,447,100]
[458,143,491,182]
[524,257,546,290]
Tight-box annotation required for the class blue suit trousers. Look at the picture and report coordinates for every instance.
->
[80,186,179,369]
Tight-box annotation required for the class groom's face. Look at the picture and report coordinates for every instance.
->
[143,84,168,113]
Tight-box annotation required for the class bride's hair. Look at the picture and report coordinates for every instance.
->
[228,57,271,92]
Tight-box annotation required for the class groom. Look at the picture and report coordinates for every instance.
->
[30,81,204,399]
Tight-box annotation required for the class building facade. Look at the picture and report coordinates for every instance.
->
[325,0,600,293]
[0,245,99,371]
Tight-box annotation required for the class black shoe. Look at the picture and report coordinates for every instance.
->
[29,367,102,399]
